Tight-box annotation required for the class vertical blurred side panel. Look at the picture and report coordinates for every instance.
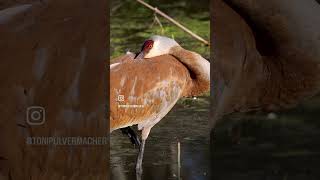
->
[211,0,320,179]
[0,0,108,179]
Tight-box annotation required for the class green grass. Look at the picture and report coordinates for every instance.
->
[110,0,210,59]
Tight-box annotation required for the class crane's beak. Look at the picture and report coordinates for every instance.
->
[134,51,144,60]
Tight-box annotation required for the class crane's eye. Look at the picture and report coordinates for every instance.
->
[142,40,154,52]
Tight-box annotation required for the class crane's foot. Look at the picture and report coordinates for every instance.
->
[120,127,141,147]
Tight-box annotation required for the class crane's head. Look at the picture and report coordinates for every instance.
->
[134,35,180,59]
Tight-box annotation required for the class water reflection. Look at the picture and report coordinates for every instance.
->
[212,96,320,179]
[110,97,211,180]
[111,94,320,180]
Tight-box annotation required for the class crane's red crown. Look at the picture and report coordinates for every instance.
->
[141,40,154,53]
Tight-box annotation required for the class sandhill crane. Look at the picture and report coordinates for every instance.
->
[211,0,320,130]
[110,35,210,175]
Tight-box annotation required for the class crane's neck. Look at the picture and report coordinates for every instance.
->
[169,46,210,96]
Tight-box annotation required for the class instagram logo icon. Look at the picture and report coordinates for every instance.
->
[26,106,45,125]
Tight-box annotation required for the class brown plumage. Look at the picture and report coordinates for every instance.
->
[110,53,135,64]
[211,0,320,127]
[110,54,190,131]
[110,36,210,176]
[110,49,210,133]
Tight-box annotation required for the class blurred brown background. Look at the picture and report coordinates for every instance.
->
[0,0,108,179]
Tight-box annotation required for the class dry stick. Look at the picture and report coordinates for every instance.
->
[177,142,181,180]
[111,1,125,15]
[136,0,209,46]
[154,13,164,34]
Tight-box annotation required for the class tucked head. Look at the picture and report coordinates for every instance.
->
[135,35,180,59]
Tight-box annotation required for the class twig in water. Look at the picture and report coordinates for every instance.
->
[177,141,181,180]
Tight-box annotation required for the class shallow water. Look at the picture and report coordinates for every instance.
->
[110,1,320,179]
[212,96,320,180]
[110,97,211,180]
[110,1,210,178]
[111,96,320,180]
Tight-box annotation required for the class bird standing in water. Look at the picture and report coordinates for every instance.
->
[110,35,210,176]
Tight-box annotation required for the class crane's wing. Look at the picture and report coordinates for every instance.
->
[110,55,190,131]
[110,52,135,64]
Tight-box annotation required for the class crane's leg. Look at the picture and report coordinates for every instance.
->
[136,127,151,179]
[120,127,141,147]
